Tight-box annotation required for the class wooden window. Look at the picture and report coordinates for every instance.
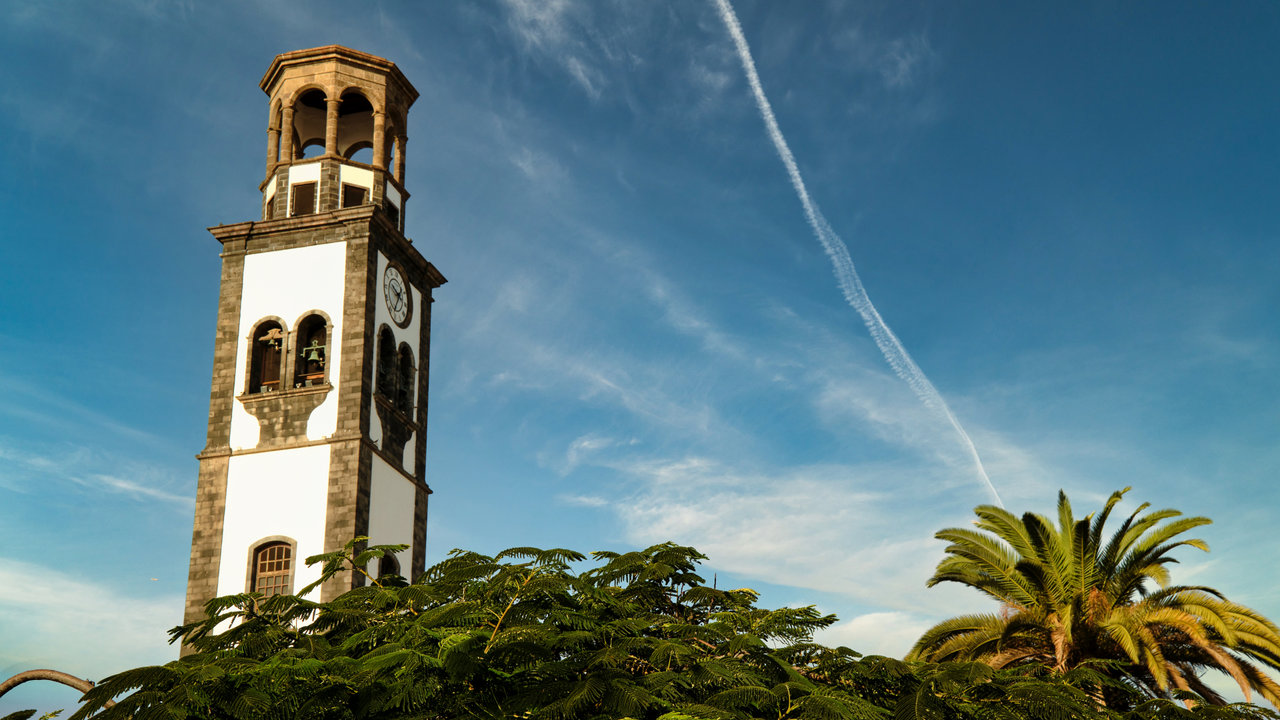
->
[293,315,328,388]
[249,321,284,393]
[383,199,399,227]
[342,183,368,208]
[291,182,317,216]
[252,542,292,597]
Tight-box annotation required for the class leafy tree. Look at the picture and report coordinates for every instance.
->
[909,488,1280,710]
[70,541,887,720]
[35,535,1280,719]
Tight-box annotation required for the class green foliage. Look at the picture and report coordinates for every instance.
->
[66,538,1279,719]
[910,488,1280,711]
[1,710,61,720]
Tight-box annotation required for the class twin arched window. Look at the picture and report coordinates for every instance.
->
[247,315,329,394]
[376,326,416,418]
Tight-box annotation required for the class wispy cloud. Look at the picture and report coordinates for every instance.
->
[877,34,934,89]
[711,0,1000,506]
[0,368,169,449]
[501,0,607,100]
[0,557,180,689]
[583,452,983,615]
[502,0,573,50]
[816,611,933,658]
[0,441,190,507]
[510,145,569,186]
[557,433,630,474]
[560,493,610,508]
[565,56,604,99]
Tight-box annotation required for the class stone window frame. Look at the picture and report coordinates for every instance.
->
[290,181,318,216]
[244,535,298,596]
[341,183,369,208]
[246,316,288,395]
[242,311,336,398]
[290,309,334,390]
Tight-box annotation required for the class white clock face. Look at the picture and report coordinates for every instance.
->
[383,265,411,327]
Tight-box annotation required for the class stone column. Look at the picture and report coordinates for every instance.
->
[280,106,295,162]
[372,111,386,169]
[394,135,407,183]
[266,125,280,169]
[325,97,341,157]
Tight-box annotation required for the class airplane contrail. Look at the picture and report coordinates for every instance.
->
[712,0,1003,507]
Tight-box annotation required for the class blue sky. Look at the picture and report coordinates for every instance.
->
[3,0,1279,713]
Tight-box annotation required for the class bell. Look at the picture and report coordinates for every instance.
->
[306,347,323,362]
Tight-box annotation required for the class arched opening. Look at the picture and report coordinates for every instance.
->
[269,100,283,163]
[291,89,328,159]
[376,326,396,398]
[250,541,293,597]
[396,344,415,416]
[345,142,374,165]
[293,314,328,388]
[299,141,325,159]
[248,320,284,393]
[337,90,374,159]
[378,552,401,579]
[385,121,397,171]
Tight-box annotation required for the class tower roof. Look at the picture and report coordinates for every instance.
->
[259,45,419,106]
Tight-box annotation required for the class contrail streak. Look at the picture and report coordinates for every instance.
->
[712,0,1003,507]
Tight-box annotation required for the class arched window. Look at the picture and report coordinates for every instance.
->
[378,553,401,579]
[293,315,328,388]
[376,327,396,398]
[251,542,293,597]
[248,321,284,393]
[396,345,415,416]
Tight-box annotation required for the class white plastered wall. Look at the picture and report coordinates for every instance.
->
[285,162,322,216]
[217,445,331,597]
[263,175,277,218]
[339,164,374,197]
[371,251,423,453]
[366,453,417,576]
[229,241,348,450]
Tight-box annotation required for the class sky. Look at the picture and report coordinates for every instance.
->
[2,0,1279,713]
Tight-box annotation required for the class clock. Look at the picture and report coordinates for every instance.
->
[383,264,412,327]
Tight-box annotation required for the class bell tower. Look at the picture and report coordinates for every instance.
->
[184,46,446,624]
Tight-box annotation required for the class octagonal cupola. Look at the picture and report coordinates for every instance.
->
[259,45,418,231]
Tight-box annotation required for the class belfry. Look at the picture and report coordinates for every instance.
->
[184,46,445,624]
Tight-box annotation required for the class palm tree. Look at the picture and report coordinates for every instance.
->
[908,488,1280,709]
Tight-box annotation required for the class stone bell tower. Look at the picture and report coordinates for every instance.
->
[184,46,446,624]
